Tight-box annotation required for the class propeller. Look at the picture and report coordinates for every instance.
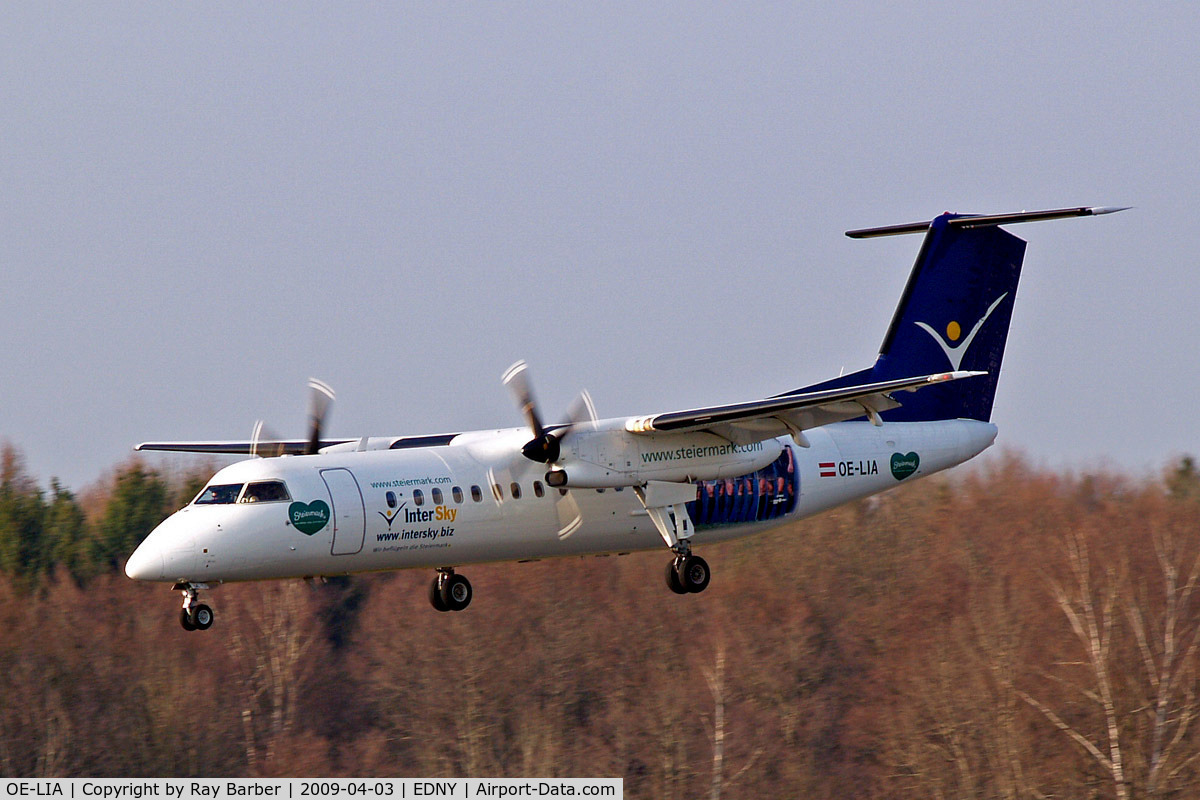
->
[249,378,336,458]
[502,360,556,462]
[554,491,583,540]
[500,360,597,539]
[250,419,285,458]
[502,360,596,465]
[305,378,336,455]
[486,457,587,541]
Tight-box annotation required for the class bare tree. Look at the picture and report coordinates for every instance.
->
[1018,530,1128,799]
[700,640,761,800]
[1125,526,1200,794]
[1016,521,1200,797]
[229,581,322,771]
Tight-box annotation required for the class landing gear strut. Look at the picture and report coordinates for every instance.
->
[176,582,215,631]
[664,543,710,595]
[429,568,472,612]
[632,482,710,595]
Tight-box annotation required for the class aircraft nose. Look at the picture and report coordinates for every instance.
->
[125,543,165,581]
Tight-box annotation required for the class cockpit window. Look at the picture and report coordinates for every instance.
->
[194,483,244,505]
[239,481,291,504]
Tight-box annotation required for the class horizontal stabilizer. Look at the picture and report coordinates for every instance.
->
[845,205,1129,239]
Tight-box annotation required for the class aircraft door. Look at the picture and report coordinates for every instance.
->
[321,468,366,556]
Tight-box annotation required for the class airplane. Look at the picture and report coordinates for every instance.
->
[125,205,1125,630]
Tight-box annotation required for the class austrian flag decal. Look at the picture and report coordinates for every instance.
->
[819,462,836,477]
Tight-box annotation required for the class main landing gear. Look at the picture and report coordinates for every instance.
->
[429,568,472,612]
[665,545,711,595]
[632,483,711,596]
[175,582,215,631]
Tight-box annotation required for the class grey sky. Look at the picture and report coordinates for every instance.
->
[2,3,1196,490]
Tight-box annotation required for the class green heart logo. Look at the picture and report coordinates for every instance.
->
[289,500,330,535]
[890,452,920,481]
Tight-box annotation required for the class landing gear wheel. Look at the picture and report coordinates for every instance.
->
[193,604,214,630]
[177,583,215,631]
[665,560,688,594]
[675,554,711,594]
[440,573,473,612]
[429,576,449,612]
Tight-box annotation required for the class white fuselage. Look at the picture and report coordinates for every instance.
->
[126,418,996,585]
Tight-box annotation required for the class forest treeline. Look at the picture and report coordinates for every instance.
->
[0,447,213,586]
[5,443,1200,798]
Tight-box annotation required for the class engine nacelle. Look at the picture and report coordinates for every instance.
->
[552,425,783,488]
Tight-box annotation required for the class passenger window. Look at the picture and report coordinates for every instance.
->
[413,489,424,506]
[432,487,443,505]
[596,488,605,494]
[533,481,545,498]
[195,484,243,505]
[239,481,291,504]
[557,487,568,497]
[386,491,398,509]
[510,482,522,500]
[453,486,464,504]
[471,485,483,502]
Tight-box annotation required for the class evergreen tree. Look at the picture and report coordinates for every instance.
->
[95,462,169,567]
[174,469,211,511]
[1167,455,1200,501]
[0,446,47,585]
[44,479,96,582]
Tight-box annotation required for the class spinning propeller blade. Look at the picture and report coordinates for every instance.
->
[502,361,596,464]
[249,378,337,457]
[306,378,336,456]
[249,419,286,459]
[503,360,559,463]
[501,361,596,537]
[502,360,545,436]
[555,490,583,540]
[561,389,598,438]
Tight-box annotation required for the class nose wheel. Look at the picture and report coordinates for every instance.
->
[429,569,472,612]
[176,583,215,631]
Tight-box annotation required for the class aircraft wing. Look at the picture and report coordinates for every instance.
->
[624,370,984,445]
[135,439,355,455]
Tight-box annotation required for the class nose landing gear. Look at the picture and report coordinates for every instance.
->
[429,568,472,612]
[175,582,215,631]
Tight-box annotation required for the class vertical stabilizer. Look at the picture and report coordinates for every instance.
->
[870,213,1025,421]
[793,206,1124,423]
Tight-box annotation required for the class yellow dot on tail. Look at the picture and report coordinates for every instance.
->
[946,321,961,341]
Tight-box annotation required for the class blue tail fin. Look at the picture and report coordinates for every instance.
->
[870,213,1026,421]
[796,206,1124,422]
[797,212,1026,422]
